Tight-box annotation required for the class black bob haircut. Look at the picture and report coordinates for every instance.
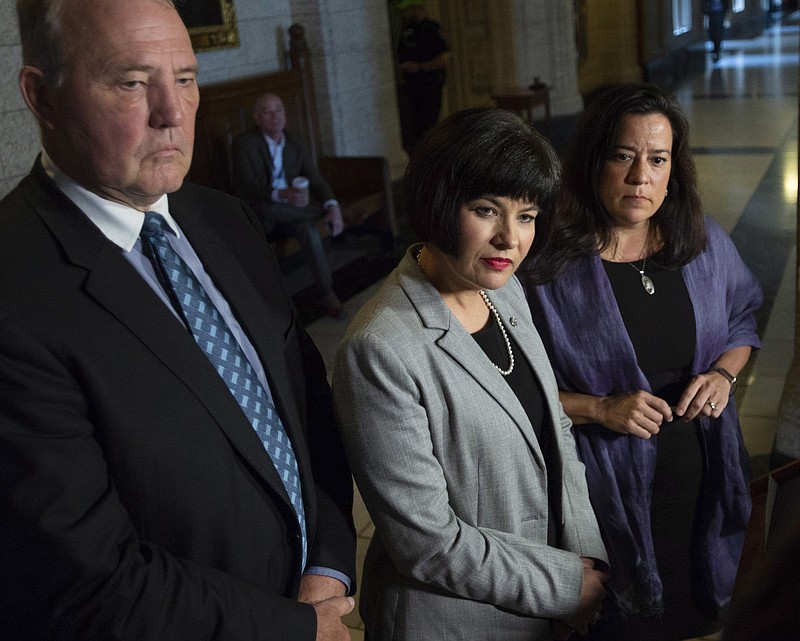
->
[404,107,561,257]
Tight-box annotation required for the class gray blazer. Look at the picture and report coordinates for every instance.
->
[333,246,607,641]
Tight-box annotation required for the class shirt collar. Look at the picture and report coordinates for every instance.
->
[41,150,179,252]
[263,131,285,155]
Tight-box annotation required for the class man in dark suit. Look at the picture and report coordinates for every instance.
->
[396,0,450,147]
[0,1,356,639]
[233,93,346,318]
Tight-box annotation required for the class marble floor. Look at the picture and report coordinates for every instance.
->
[304,12,799,640]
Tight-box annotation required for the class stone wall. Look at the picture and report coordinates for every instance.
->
[291,1,407,175]
[0,2,37,200]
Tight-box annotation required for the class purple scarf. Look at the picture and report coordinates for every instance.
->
[524,217,762,615]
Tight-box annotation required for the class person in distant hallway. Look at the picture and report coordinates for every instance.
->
[705,0,730,63]
[396,0,450,146]
[521,83,762,641]
[0,1,356,639]
[233,92,346,318]
[334,108,608,641]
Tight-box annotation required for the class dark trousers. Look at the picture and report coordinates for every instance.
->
[407,81,443,141]
[257,201,333,293]
[707,11,726,55]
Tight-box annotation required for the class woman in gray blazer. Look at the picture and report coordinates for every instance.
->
[333,108,609,641]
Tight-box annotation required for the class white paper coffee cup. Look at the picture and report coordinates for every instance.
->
[291,176,310,190]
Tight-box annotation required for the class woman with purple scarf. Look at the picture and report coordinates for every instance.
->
[520,84,762,641]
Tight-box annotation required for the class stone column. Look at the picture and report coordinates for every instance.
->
[290,0,407,178]
[509,0,583,115]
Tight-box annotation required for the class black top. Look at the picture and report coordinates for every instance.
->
[472,314,545,437]
[472,313,562,544]
[603,259,696,404]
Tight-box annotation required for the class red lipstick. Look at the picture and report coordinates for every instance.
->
[484,257,512,271]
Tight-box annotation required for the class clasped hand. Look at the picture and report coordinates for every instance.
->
[552,558,607,640]
[325,204,344,237]
[298,575,354,641]
[284,187,310,208]
[599,371,731,439]
[597,391,672,439]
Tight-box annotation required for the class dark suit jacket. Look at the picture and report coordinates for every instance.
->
[232,127,335,210]
[0,160,356,641]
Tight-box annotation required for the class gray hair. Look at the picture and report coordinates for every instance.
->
[17,0,66,86]
[17,0,177,88]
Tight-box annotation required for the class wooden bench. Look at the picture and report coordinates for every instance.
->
[187,24,396,259]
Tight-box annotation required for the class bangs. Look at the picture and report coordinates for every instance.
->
[452,132,560,213]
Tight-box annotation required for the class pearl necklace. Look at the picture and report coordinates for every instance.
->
[479,290,515,376]
[415,246,514,376]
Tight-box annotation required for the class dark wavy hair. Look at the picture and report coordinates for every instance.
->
[405,107,561,258]
[526,83,706,283]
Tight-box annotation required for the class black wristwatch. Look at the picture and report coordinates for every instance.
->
[710,367,737,395]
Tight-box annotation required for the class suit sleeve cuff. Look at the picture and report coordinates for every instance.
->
[303,566,352,594]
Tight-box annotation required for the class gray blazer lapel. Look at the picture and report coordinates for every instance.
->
[397,253,546,468]
[492,280,568,444]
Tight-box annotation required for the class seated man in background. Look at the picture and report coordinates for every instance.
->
[233,92,346,318]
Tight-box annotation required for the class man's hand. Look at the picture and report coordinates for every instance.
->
[285,187,309,208]
[399,60,420,73]
[325,204,344,237]
[313,596,354,641]
[298,574,347,605]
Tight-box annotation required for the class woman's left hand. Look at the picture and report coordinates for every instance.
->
[674,371,730,421]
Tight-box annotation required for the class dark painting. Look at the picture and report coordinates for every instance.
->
[174,0,240,52]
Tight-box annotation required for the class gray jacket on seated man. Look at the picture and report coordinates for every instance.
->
[233,92,345,318]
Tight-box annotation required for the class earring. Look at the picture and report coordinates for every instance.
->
[665,188,669,196]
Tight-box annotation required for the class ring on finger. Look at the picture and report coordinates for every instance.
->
[708,401,717,411]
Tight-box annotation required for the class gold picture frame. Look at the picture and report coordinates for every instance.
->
[175,0,240,52]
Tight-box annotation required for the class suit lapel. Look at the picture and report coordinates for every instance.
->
[255,128,299,185]
[167,191,313,509]
[254,131,275,185]
[27,166,298,508]
[283,133,308,181]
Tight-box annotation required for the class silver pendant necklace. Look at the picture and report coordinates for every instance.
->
[614,239,655,295]
[628,258,656,295]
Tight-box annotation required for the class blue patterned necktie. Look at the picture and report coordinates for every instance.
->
[140,212,306,568]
